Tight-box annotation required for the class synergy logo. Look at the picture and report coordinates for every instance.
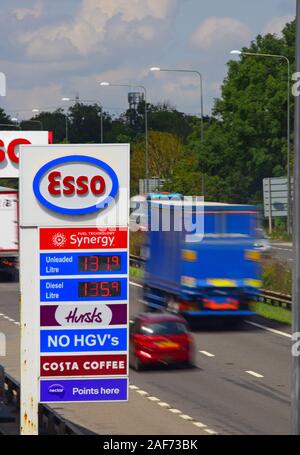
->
[33,155,119,215]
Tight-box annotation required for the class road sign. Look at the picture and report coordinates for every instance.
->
[263,176,294,217]
[19,144,129,434]
[0,131,52,178]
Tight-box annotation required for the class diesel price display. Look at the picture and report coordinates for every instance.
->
[78,280,121,298]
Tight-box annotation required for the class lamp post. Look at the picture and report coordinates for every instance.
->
[100,81,149,191]
[150,66,204,193]
[62,97,103,143]
[29,109,43,130]
[230,49,292,234]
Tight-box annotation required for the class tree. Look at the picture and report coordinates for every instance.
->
[198,19,296,204]
[131,131,183,195]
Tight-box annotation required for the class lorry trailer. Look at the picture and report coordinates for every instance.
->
[142,199,261,320]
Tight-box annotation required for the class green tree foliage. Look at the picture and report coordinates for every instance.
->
[131,131,184,195]
[198,19,296,203]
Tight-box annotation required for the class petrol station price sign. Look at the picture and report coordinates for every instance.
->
[19,144,129,435]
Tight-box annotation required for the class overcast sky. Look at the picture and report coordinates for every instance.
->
[0,0,296,119]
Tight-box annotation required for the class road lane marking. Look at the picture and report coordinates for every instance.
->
[245,370,264,378]
[199,350,215,357]
[245,320,291,339]
[205,429,218,435]
[193,422,207,428]
[129,281,143,288]
[180,414,193,421]
[130,383,217,434]
[147,396,160,402]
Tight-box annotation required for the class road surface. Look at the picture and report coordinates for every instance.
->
[0,281,291,435]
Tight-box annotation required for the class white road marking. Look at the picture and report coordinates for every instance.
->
[169,408,181,414]
[147,396,160,402]
[129,281,143,288]
[129,385,139,390]
[158,402,170,407]
[193,422,207,428]
[205,429,218,435]
[245,370,264,378]
[180,414,193,421]
[199,350,215,357]
[245,320,291,339]
[137,389,148,396]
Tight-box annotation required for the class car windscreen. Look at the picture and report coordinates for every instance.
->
[139,321,188,335]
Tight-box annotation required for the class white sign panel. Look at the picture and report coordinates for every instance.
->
[0,131,51,178]
[19,144,129,227]
[0,190,18,252]
[19,143,129,434]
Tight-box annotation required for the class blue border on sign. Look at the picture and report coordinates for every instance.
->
[33,155,119,215]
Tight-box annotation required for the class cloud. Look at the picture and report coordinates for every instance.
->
[262,15,294,36]
[190,16,251,50]
[19,0,177,61]
[13,0,44,21]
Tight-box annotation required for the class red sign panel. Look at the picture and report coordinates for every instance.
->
[40,227,128,250]
[40,354,127,377]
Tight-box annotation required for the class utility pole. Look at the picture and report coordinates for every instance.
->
[292,0,300,435]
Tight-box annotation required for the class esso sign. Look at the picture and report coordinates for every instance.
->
[33,155,119,215]
[0,131,51,178]
[0,138,32,164]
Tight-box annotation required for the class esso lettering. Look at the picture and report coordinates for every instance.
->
[48,171,106,196]
[0,138,32,163]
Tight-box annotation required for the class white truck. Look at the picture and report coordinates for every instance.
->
[0,186,18,280]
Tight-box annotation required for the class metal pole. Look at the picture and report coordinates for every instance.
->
[154,69,204,194]
[143,87,149,193]
[292,0,300,435]
[287,60,291,234]
[268,178,272,234]
[239,52,291,233]
[65,112,68,142]
[100,110,103,143]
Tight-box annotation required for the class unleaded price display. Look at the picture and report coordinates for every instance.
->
[78,254,122,272]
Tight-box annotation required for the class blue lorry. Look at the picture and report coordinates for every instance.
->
[142,197,262,321]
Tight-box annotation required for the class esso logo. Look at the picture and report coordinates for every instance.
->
[33,155,119,215]
[0,138,32,164]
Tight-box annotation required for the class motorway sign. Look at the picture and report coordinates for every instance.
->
[263,176,294,217]
[19,144,129,434]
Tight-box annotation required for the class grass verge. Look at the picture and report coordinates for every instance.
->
[129,266,143,280]
[251,301,291,325]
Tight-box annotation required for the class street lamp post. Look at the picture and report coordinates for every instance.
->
[100,81,149,190]
[62,97,104,143]
[150,67,204,193]
[31,109,43,130]
[230,49,292,234]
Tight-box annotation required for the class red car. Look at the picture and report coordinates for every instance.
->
[129,313,195,370]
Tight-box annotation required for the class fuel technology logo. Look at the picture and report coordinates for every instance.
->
[51,233,67,248]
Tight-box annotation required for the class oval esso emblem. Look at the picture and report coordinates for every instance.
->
[33,155,119,215]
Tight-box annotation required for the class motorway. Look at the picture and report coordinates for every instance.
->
[0,280,292,435]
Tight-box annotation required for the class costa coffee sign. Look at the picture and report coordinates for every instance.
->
[33,155,119,215]
[0,131,52,178]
